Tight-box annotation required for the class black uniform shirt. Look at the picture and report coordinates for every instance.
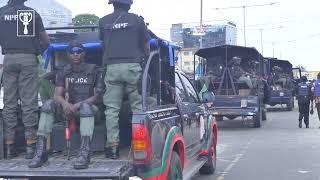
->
[56,63,98,104]
[0,3,45,54]
[99,9,151,65]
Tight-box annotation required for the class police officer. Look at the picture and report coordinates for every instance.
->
[230,57,253,89]
[0,0,50,159]
[99,0,151,159]
[297,76,313,128]
[29,42,104,169]
[314,73,320,127]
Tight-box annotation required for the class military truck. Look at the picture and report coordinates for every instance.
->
[194,45,267,128]
[265,58,295,111]
[0,27,219,179]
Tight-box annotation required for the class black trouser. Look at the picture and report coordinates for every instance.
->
[298,101,310,126]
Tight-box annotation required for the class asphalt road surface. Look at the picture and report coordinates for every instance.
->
[193,103,320,180]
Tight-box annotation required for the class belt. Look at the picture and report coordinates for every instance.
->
[3,49,36,55]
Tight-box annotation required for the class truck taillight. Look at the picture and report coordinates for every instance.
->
[132,124,151,163]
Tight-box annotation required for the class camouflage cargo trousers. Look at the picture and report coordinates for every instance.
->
[3,54,39,144]
[103,63,142,147]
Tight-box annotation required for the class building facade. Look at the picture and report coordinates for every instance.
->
[176,48,198,75]
[171,21,237,49]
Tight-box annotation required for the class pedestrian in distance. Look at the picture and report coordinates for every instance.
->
[297,76,314,128]
[99,0,151,159]
[313,73,320,128]
[29,42,105,169]
[0,0,50,159]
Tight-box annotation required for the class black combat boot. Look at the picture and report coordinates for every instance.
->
[74,136,91,170]
[4,143,17,159]
[29,136,48,168]
[25,143,36,159]
[105,146,119,160]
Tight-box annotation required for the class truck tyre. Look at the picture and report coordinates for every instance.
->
[199,136,216,175]
[167,151,183,180]
[262,108,267,121]
[287,97,294,111]
[253,111,261,128]
[216,116,223,121]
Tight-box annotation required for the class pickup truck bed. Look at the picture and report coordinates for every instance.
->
[0,148,133,180]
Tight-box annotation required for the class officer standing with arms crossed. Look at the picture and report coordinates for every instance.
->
[0,0,49,159]
[99,0,151,159]
[297,76,314,128]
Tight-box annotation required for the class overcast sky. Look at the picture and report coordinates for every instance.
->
[55,0,320,71]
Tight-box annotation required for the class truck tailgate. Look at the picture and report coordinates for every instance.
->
[0,153,133,179]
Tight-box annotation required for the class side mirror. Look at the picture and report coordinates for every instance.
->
[201,91,215,103]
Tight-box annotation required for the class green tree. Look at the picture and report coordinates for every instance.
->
[72,14,100,32]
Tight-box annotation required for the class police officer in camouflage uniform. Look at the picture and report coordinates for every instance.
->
[29,42,104,169]
[272,66,287,88]
[99,0,151,159]
[297,76,313,128]
[230,57,253,89]
[0,0,49,159]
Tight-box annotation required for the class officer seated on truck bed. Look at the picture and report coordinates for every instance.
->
[29,42,105,170]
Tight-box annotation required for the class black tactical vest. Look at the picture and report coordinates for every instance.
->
[64,64,97,104]
[0,4,41,54]
[100,10,146,64]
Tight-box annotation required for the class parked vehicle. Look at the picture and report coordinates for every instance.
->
[0,27,218,180]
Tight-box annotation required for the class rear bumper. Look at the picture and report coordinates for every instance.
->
[211,107,258,116]
[268,96,290,104]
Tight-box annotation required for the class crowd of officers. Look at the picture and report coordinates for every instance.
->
[0,0,150,170]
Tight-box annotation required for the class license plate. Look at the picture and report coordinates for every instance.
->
[280,92,284,97]
[241,99,248,108]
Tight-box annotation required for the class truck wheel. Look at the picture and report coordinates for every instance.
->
[216,116,223,121]
[253,111,261,128]
[167,151,183,180]
[287,97,294,111]
[262,109,267,121]
[199,136,216,174]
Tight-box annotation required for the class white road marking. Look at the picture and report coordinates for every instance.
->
[298,170,311,174]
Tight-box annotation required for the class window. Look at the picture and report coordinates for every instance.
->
[179,74,199,103]
[175,74,188,102]
[184,62,191,66]
[183,51,190,56]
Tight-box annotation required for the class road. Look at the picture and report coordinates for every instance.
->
[193,103,320,180]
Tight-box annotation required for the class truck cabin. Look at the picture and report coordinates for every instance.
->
[194,45,264,96]
[266,58,293,90]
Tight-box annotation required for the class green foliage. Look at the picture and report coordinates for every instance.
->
[72,14,100,32]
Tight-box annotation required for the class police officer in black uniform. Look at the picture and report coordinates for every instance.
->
[0,0,49,159]
[297,76,314,128]
[99,0,151,159]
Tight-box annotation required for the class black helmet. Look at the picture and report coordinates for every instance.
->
[301,76,307,82]
[108,0,133,5]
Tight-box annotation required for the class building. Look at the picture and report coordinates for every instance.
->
[171,21,237,49]
[0,0,73,33]
[176,48,198,75]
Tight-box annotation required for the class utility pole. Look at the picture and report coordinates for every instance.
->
[200,0,203,48]
[243,6,246,46]
[214,2,277,47]
[260,29,264,55]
